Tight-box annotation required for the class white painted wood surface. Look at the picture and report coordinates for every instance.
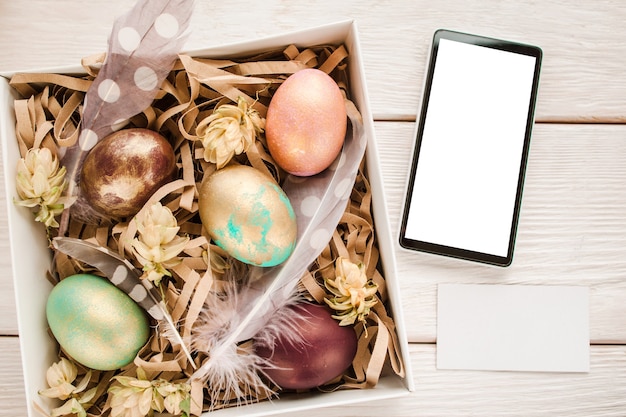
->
[0,1,625,122]
[0,0,625,416]
[379,122,626,344]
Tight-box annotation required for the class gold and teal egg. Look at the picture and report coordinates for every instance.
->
[199,165,297,267]
[46,273,150,371]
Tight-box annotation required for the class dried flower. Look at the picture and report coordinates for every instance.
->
[39,357,78,400]
[196,96,265,169]
[324,257,378,326]
[50,398,86,417]
[109,376,153,417]
[14,147,75,228]
[154,379,192,415]
[39,358,95,417]
[203,247,229,275]
[109,368,191,417]
[131,202,189,286]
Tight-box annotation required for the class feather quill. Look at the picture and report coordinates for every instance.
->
[52,237,196,369]
[190,101,367,390]
[190,271,295,405]
[59,0,194,234]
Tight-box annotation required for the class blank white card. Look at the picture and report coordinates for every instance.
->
[437,284,589,373]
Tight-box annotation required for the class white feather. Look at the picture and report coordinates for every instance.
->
[190,102,366,398]
[191,275,306,406]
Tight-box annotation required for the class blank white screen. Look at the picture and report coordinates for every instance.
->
[405,38,536,257]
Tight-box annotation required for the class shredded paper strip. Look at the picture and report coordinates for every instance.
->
[10,43,405,415]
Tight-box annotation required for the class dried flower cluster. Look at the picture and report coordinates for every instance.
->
[196,96,265,169]
[108,368,191,417]
[324,257,378,326]
[38,358,95,417]
[14,147,75,228]
[131,202,190,286]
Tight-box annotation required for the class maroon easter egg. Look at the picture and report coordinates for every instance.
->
[255,303,357,390]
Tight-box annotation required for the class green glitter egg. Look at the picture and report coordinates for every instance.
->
[46,273,149,371]
[198,165,297,267]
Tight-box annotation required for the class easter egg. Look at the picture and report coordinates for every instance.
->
[198,165,297,267]
[46,274,150,371]
[255,303,358,390]
[80,128,176,218]
[266,68,347,176]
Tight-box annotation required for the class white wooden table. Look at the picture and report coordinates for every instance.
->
[1,1,625,415]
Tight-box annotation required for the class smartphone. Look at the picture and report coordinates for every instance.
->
[399,29,542,266]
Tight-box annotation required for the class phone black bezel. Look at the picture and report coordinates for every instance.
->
[398,29,543,267]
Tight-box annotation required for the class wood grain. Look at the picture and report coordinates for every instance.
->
[0,139,17,336]
[1,342,624,417]
[0,0,624,122]
[0,337,27,414]
[0,1,625,415]
[2,122,624,341]
[376,122,626,344]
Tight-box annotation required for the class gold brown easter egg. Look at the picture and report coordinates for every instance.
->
[80,128,176,218]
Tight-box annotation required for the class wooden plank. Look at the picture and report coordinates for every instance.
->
[0,337,27,414]
[0,0,624,121]
[376,121,626,344]
[319,344,626,417]
[1,122,625,342]
[1,341,624,417]
[0,145,17,336]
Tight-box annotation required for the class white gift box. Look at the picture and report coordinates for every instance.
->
[0,19,413,416]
